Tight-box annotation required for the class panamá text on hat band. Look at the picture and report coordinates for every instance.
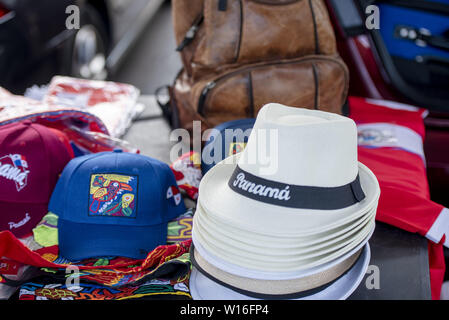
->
[228,166,366,210]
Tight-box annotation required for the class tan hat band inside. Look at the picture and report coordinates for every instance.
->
[191,245,363,299]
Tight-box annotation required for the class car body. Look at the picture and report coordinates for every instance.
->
[0,0,164,93]
[325,0,449,209]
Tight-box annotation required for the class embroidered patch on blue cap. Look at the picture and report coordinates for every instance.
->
[88,174,138,217]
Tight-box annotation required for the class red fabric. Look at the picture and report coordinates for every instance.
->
[0,230,192,272]
[0,258,22,275]
[358,148,444,235]
[350,96,446,300]
[429,240,445,300]
[170,152,202,200]
[44,76,138,107]
[349,96,427,137]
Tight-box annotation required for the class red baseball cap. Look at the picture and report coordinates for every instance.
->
[0,121,74,238]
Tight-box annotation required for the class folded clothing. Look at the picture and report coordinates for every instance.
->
[42,76,141,138]
[18,277,191,300]
[0,211,194,299]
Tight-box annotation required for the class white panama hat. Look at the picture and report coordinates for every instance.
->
[198,104,380,237]
[191,103,380,298]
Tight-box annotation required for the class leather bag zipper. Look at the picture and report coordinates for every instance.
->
[219,0,301,11]
[176,15,204,51]
[197,55,347,115]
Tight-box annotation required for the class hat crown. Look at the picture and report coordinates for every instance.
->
[237,103,359,187]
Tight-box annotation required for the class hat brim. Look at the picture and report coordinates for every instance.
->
[58,219,168,260]
[189,243,371,300]
[199,154,380,237]
[194,201,376,253]
[191,245,362,297]
[193,211,374,265]
[0,201,48,238]
[192,218,375,272]
[192,223,373,280]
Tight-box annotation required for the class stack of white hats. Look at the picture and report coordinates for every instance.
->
[190,103,380,300]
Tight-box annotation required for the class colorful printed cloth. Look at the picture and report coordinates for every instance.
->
[32,213,58,248]
[1,209,194,299]
[28,252,192,289]
[9,236,193,300]
[0,234,56,299]
[0,230,192,286]
[167,210,194,244]
[18,278,191,300]
[171,152,202,200]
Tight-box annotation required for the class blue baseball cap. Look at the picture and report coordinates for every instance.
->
[202,119,256,175]
[49,150,186,260]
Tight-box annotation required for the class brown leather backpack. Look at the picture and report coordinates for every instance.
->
[160,0,349,134]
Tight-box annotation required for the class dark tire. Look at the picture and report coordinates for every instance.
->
[60,4,109,80]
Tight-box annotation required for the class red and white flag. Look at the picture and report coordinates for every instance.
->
[350,96,446,300]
